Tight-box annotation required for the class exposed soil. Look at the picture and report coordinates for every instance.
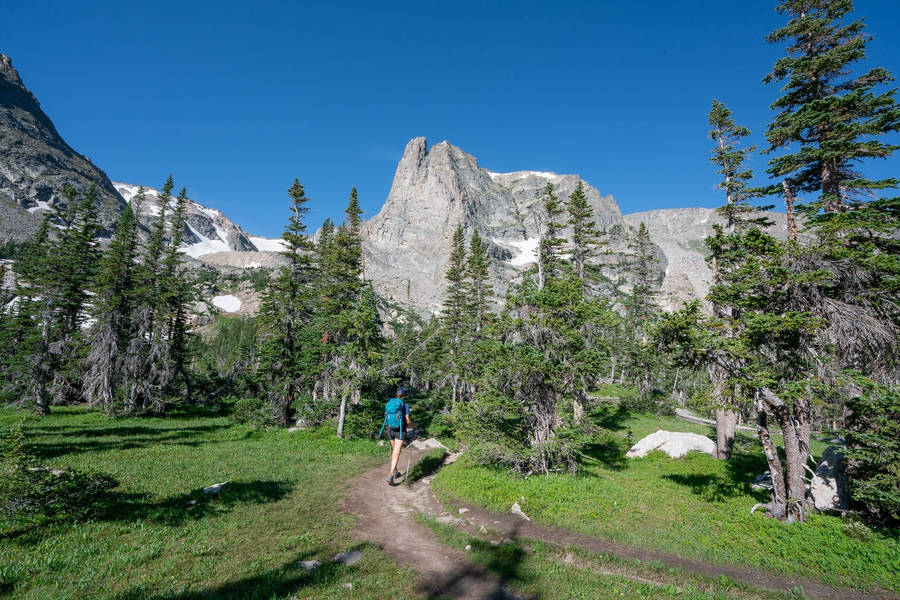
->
[341,449,897,600]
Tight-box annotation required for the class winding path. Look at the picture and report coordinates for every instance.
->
[340,449,897,600]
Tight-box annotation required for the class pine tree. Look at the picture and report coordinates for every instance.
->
[764,0,900,215]
[537,182,565,288]
[566,181,603,281]
[159,186,193,405]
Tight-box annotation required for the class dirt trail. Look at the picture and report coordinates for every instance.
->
[340,449,529,599]
[341,450,897,600]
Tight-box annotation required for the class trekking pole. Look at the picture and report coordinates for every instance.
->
[405,453,411,482]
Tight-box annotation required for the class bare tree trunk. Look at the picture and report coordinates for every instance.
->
[756,408,787,519]
[759,388,809,522]
[608,355,617,384]
[715,408,737,460]
[337,392,348,438]
[782,180,799,242]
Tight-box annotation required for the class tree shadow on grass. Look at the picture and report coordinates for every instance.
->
[588,403,631,433]
[113,545,369,600]
[24,424,228,459]
[2,480,293,545]
[661,451,771,504]
[422,521,535,600]
[97,479,294,526]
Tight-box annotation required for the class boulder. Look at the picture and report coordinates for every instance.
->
[811,446,849,512]
[510,502,530,521]
[625,430,716,459]
[333,550,363,566]
[411,437,448,451]
[751,472,775,492]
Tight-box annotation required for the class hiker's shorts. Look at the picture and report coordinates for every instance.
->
[387,426,404,441]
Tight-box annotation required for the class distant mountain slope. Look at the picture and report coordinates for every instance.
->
[0,54,126,239]
[624,207,790,310]
[111,182,281,258]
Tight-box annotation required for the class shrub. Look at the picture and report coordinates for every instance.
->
[0,422,116,525]
[844,386,900,525]
[229,396,269,427]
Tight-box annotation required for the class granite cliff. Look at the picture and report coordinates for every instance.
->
[361,137,650,313]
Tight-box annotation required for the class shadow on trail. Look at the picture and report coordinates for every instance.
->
[421,521,535,600]
[113,544,369,600]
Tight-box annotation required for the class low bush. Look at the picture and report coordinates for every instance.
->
[228,396,269,427]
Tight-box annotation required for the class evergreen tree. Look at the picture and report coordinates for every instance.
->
[537,182,565,288]
[257,179,321,425]
[442,225,469,405]
[566,181,603,281]
[705,100,768,459]
[466,228,493,333]
[83,203,140,413]
[764,0,900,215]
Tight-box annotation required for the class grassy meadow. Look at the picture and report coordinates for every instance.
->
[0,406,416,600]
[432,405,900,594]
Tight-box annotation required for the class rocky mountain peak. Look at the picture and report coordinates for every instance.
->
[362,137,633,313]
[0,54,126,239]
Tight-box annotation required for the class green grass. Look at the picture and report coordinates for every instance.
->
[432,405,900,594]
[419,516,805,600]
[0,406,417,600]
[405,447,447,485]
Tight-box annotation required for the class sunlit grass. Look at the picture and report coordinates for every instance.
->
[0,406,416,600]
[432,406,900,594]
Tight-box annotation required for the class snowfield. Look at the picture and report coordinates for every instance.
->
[249,236,286,252]
[212,295,242,313]
[506,237,540,266]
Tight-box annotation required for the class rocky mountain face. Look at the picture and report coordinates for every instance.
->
[111,182,277,259]
[361,137,646,313]
[0,54,125,239]
[624,208,790,311]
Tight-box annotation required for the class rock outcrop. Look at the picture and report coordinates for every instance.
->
[0,54,126,238]
[625,430,717,459]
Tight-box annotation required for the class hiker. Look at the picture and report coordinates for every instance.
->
[383,387,415,485]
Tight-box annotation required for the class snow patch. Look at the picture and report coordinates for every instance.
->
[27,200,52,214]
[506,237,540,266]
[212,295,242,313]
[485,170,559,182]
[249,236,286,252]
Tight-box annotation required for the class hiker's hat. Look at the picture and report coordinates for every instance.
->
[397,386,408,397]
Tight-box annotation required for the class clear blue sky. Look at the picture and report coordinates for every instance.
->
[3,1,899,237]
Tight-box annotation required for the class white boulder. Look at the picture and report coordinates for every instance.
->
[411,437,449,451]
[625,430,716,459]
[811,446,849,511]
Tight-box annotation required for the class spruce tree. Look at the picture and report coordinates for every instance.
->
[257,179,320,425]
[705,100,767,459]
[442,225,469,406]
[764,0,900,215]
[466,229,493,333]
[83,203,140,413]
[537,182,565,287]
[566,181,603,281]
